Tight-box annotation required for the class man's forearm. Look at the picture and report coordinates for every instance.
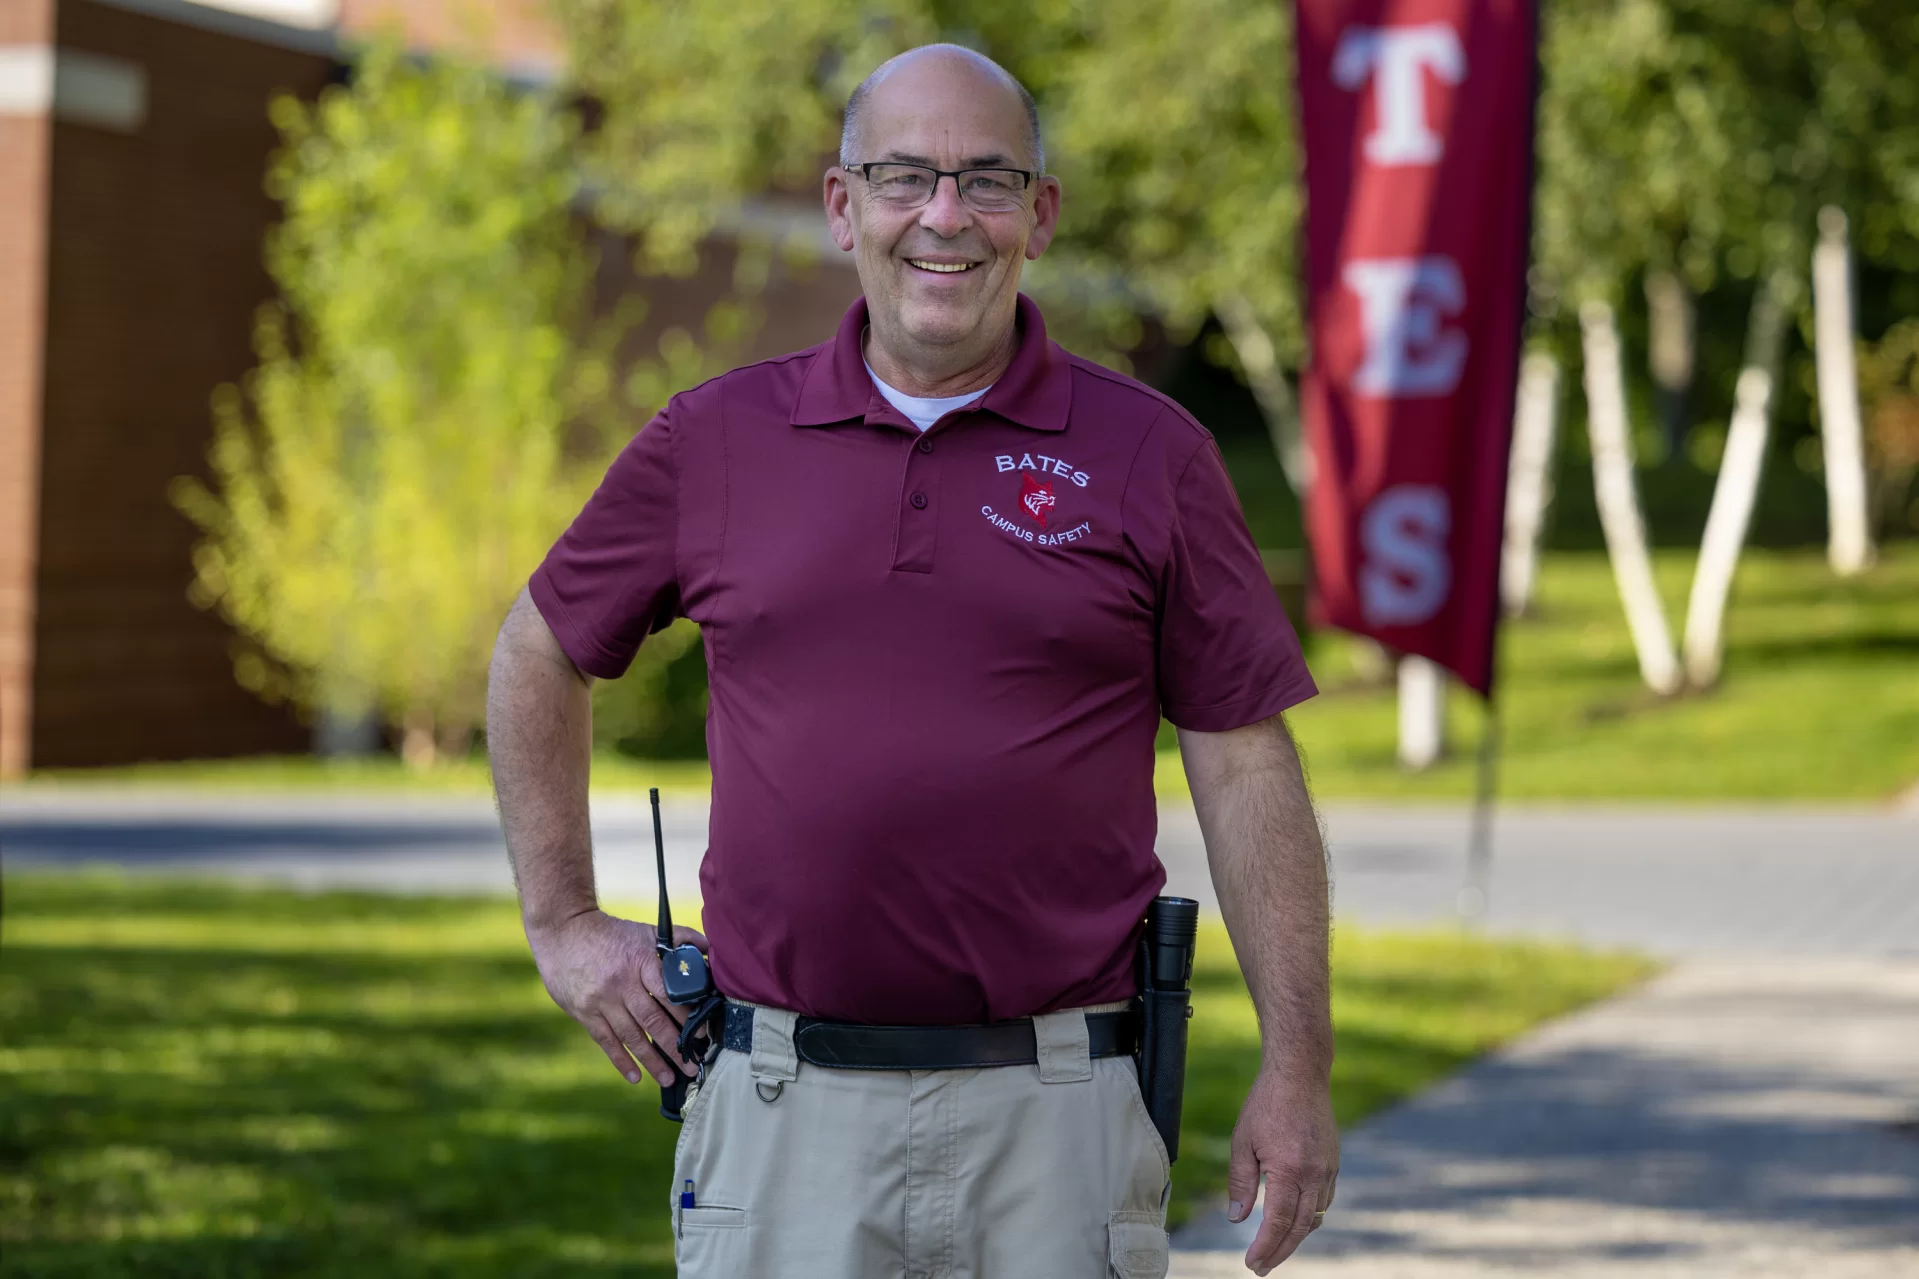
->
[1179,716,1333,1080]
[487,589,598,932]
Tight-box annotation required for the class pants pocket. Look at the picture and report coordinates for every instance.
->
[1113,1058,1172,1185]
[1108,1211,1169,1279]
[674,1202,752,1276]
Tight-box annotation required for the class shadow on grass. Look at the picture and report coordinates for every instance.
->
[1,918,682,1277]
[11,875,509,922]
[2,880,1650,1266]
[1727,629,1919,663]
[0,820,505,860]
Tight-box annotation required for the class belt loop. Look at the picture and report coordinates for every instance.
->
[1033,1009,1093,1084]
[749,1006,800,1083]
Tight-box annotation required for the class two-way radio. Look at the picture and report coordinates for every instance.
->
[651,787,723,1122]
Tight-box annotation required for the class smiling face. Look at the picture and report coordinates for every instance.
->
[824,49,1061,393]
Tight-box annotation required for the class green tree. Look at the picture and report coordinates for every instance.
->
[1534,0,1744,314]
[1685,0,1919,289]
[1536,0,1919,332]
[1530,0,1918,689]
[175,41,614,766]
[556,0,931,274]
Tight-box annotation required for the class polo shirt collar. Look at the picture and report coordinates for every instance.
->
[791,293,1070,432]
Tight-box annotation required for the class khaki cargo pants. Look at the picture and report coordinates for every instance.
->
[669,1001,1171,1278]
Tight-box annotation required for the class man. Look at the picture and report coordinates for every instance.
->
[488,44,1336,1278]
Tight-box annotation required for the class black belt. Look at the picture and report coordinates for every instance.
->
[720,1002,1138,1071]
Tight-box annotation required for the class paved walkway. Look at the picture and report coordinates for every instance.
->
[5,791,1914,957]
[1173,958,1919,1276]
[1162,805,1919,959]
[0,790,694,902]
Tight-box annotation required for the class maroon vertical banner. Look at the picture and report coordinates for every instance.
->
[1295,0,1537,695]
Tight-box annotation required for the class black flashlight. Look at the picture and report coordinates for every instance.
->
[1136,895,1199,1162]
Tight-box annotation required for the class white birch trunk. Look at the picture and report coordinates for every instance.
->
[1216,292,1312,496]
[1812,207,1874,575]
[1580,301,1683,695]
[1682,367,1774,687]
[1501,350,1561,616]
[315,706,381,756]
[1645,269,1696,451]
[1397,654,1446,770]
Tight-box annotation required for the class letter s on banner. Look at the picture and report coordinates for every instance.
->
[1359,485,1451,627]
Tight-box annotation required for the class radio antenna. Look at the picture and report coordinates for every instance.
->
[651,787,673,953]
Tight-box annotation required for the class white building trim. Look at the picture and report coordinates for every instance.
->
[0,46,148,133]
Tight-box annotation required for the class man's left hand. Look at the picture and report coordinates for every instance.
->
[1225,1066,1340,1274]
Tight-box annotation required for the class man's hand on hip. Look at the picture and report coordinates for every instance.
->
[1226,1066,1340,1274]
[526,909,707,1085]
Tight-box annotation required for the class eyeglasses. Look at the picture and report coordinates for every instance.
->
[845,162,1037,213]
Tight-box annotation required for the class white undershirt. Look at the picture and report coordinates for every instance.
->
[865,360,991,432]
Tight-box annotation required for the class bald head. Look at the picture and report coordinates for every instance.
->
[840,44,1044,173]
[823,41,1061,394]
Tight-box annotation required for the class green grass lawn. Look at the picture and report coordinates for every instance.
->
[9,753,715,799]
[0,875,1652,1276]
[1271,544,1919,800]
[17,547,1912,802]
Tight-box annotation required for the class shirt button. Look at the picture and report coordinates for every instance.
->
[909,492,928,510]
[916,437,934,453]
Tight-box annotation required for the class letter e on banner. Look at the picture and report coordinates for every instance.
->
[1343,256,1469,397]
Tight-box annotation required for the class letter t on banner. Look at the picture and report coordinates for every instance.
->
[1295,0,1538,695]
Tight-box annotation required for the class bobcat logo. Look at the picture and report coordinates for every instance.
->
[1020,474,1057,528]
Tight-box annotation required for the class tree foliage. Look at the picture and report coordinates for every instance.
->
[555,0,933,273]
[1034,0,1303,358]
[175,41,612,762]
[1534,0,1919,314]
[1857,318,1919,534]
[1534,0,1746,308]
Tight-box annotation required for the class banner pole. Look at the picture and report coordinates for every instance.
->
[1460,690,1500,922]
[1460,0,1539,926]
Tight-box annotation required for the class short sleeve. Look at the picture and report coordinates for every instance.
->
[527,406,682,680]
[1157,440,1318,730]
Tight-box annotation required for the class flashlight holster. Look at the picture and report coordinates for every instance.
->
[1135,896,1198,1163]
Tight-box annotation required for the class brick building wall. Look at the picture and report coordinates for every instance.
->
[25,0,332,767]
[1,0,60,777]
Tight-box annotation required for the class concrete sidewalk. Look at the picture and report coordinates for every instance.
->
[6,792,1916,957]
[1172,959,1919,1277]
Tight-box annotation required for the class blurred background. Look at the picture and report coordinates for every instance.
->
[1,1,1915,1275]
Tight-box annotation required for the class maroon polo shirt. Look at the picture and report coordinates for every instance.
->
[530,295,1316,1025]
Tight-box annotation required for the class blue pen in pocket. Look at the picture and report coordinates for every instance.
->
[680,1179,696,1210]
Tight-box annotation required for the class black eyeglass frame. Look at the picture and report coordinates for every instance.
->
[843,162,1041,208]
